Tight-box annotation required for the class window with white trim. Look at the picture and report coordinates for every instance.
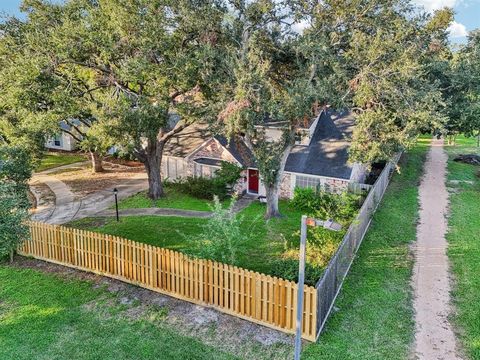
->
[295,174,326,189]
[194,163,218,179]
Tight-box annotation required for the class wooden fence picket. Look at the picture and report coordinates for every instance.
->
[18,221,317,341]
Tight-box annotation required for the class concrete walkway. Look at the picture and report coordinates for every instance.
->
[31,162,148,224]
[31,174,80,224]
[96,207,212,218]
[95,194,257,219]
[31,161,255,223]
[413,138,461,359]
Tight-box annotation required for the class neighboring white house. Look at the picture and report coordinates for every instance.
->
[161,110,370,199]
[45,120,81,151]
[45,133,78,151]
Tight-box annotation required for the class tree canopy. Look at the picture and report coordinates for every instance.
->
[217,0,322,218]
[0,0,476,221]
[446,31,480,144]
[0,145,33,261]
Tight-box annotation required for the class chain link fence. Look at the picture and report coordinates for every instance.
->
[315,153,402,338]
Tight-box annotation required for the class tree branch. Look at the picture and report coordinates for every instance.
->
[61,129,82,142]
[64,120,87,138]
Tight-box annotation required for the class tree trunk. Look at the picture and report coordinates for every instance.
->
[260,143,293,220]
[9,249,14,263]
[89,151,104,173]
[265,184,281,219]
[143,140,165,200]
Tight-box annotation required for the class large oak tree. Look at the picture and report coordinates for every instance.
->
[218,0,324,219]
[1,0,225,194]
[300,0,447,163]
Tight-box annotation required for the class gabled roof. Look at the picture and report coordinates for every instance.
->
[163,123,211,158]
[214,135,255,168]
[164,111,356,180]
[284,110,355,179]
[163,123,255,168]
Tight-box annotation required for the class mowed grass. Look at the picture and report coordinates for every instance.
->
[70,201,304,279]
[302,139,430,359]
[0,264,235,360]
[445,135,480,359]
[116,188,224,212]
[37,152,86,172]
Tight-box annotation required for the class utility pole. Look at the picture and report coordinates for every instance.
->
[294,216,342,359]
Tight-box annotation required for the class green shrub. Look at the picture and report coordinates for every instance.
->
[270,258,323,286]
[0,146,33,261]
[286,187,363,281]
[290,187,321,212]
[290,187,361,225]
[215,161,243,186]
[184,197,248,265]
[170,162,243,200]
[170,176,228,200]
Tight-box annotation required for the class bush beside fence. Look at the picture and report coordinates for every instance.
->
[18,221,318,341]
[315,154,401,339]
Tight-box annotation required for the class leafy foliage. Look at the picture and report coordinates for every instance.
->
[170,161,242,200]
[285,187,362,278]
[445,31,480,144]
[0,0,226,197]
[0,146,34,207]
[296,0,450,164]
[290,187,362,226]
[170,177,228,200]
[270,258,323,286]
[0,145,33,260]
[185,197,250,265]
[214,161,243,187]
[217,0,320,218]
[0,183,30,260]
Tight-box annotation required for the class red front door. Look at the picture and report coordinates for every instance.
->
[248,169,259,193]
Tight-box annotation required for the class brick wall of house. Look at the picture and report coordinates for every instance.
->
[324,178,349,192]
[233,170,248,195]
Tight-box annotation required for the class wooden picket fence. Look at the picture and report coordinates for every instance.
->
[18,221,317,341]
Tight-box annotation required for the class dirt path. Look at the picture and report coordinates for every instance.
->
[413,138,461,359]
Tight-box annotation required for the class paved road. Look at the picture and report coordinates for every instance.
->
[412,138,461,359]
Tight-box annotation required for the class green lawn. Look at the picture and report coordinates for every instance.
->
[70,201,309,282]
[0,264,237,360]
[37,152,86,172]
[302,139,430,359]
[445,135,480,360]
[116,188,224,212]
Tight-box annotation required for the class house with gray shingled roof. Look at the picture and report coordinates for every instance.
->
[162,110,369,198]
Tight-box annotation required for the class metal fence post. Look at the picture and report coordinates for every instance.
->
[294,215,308,360]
